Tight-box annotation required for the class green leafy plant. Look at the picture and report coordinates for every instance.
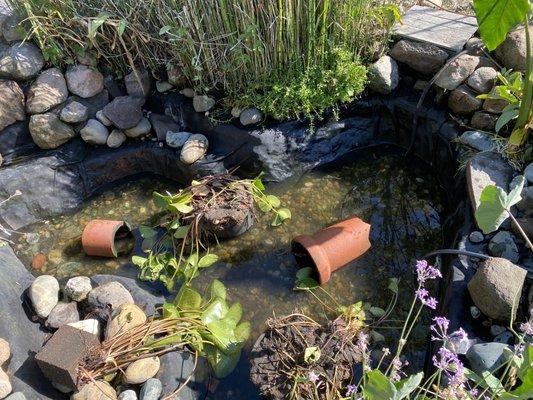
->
[473,0,532,148]
[475,175,533,249]
[133,173,290,290]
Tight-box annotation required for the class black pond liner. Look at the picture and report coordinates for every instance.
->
[0,90,476,399]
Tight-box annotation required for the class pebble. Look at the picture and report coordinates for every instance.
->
[139,378,161,400]
[0,339,9,365]
[469,231,484,243]
[87,281,134,313]
[29,275,60,318]
[156,81,173,93]
[470,306,481,319]
[0,368,12,399]
[96,110,113,127]
[31,253,46,270]
[106,304,147,339]
[45,301,80,329]
[165,131,191,149]
[72,380,117,400]
[107,129,127,148]
[64,276,92,302]
[67,319,101,336]
[180,134,208,164]
[180,88,195,98]
[80,119,109,145]
[124,357,160,384]
[488,231,520,263]
[118,390,137,400]
[124,118,151,138]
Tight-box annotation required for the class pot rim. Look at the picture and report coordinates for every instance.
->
[292,234,332,284]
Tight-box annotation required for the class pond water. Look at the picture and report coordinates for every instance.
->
[12,149,445,399]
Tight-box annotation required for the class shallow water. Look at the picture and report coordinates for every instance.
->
[13,150,445,399]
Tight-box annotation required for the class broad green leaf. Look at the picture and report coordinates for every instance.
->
[363,370,397,400]
[225,303,243,327]
[519,344,533,379]
[209,279,227,300]
[475,185,509,234]
[509,127,530,147]
[464,368,505,394]
[117,19,127,36]
[88,12,111,39]
[204,345,241,378]
[153,192,169,208]
[198,253,219,268]
[172,203,194,214]
[395,372,423,399]
[473,0,531,50]
[253,177,265,191]
[131,255,147,267]
[234,321,251,343]
[174,286,202,310]
[173,225,189,239]
[304,346,321,364]
[202,298,228,325]
[294,277,319,291]
[507,175,525,206]
[162,302,180,318]
[139,225,157,238]
[266,195,281,208]
[496,106,520,132]
[369,306,386,317]
[388,278,399,294]
[277,208,292,221]
[207,319,236,352]
[296,267,314,280]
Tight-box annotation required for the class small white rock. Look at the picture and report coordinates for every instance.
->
[80,119,109,145]
[124,118,151,138]
[64,276,92,302]
[29,275,59,318]
[118,390,137,400]
[0,339,10,365]
[180,134,208,165]
[124,357,160,384]
[156,81,173,93]
[107,129,127,148]
[67,319,101,336]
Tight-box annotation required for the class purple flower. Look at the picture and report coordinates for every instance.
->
[431,316,450,342]
[449,328,468,342]
[415,288,429,301]
[520,320,533,336]
[432,347,465,386]
[345,384,357,396]
[308,371,319,383]
[416,260,442,284]
[390,357,408,382]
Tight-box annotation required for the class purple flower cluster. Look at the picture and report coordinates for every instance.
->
[345,384,357,397]
[520,319,533,336]
[416,260,442,283]
[432,347,465,386]
[415,287,438,309]
[390,356,409,382]
[430,316,468,346]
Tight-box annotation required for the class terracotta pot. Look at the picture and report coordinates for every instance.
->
[292,217,371,284]
[82,220,132,257]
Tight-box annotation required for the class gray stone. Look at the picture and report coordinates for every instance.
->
[469,231,484,243]
[180,134,208,164]
[0,80,24,131]
[368,55,399,94]
[87,281,134,315]
[166,131,191,148]
[80,119,109,145]
[0,42,44,80]
[139,378,162,400]
[488,231,519,263]
[466,342,511,375]
[149,113,180,141]
[466,152,513,212]
[157,351,207,400]
[107,129,126,148]
[29,275,60,318]
[470,305,481,319]
[65,65,104,98]
[459,131,493,152]
[490,325,506,336]
[525,163,533,185]
[96,110,113,127]
[471,112,498,131]
[60,101,88,124]
[192,95,215,113]
[26,68,68,114]
[29,112,76,149]
[435,54,479,90]
[124,357,160,385]
[66,90,110,124]
[45,301,79,329]
[103,96,143,129]
[483,98,508,114]
[0,368,12,399]
[517,186,533,216]
[390,39,448,74]
[125,69,151,97]
[118,390,137,400]
[1,15,22,42]
[0,338,9,365]
[467,257,526,321]
[72,381,116,400]
[467,67,498,93]
[124,117,151,138]
[240,107,263,126]
[156,81,173,93]
[180,88,195,98]
[4,392,26,400]
[495,24,532,72]
[494,331,513,344]
[64,276,92,302]
[465,37,484,54]
[448,85,482,115]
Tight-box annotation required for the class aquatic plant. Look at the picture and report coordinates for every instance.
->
[132,173,290,290]
[80,279,250,383]
[9,0,399,121]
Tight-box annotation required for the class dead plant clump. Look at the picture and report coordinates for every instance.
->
[250,314,365,400]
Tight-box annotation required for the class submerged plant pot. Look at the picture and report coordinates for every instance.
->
[292,217,371,284]
[82,219,132,257]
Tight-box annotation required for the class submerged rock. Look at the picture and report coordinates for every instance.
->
[0,42,44,80]
[467,257,526,321]
[124,357,160,384]
[0,80,24,131]
[65,65,104,98]
[29,113,76,149]
[26,68,68,114]
[29,275,60,318]
[180,134,208,164]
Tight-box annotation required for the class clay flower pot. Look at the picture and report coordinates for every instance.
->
[82,220,132,257]
[292,217,371,284]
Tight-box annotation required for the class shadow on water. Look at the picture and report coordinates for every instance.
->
[12,147,447,399]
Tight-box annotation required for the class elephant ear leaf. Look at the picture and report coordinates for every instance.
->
[473,0,532,50]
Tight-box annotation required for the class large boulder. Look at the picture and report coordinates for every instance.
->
[0,80,24,131]
[368,55,399,94]
[102,96,143,129]
[29,113,76,149]
[26,68,68,114]
[467,257,526,322]
[495,24,532,72]
[65,65,104,98]
[390,39,448,74]
[435,54,479,90]
[0,42,44,80]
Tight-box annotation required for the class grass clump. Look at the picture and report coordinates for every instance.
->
[10,0,400,121]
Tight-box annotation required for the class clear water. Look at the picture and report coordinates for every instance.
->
[12,150,445,399]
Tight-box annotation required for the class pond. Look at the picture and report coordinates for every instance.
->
[12,148,445,399]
